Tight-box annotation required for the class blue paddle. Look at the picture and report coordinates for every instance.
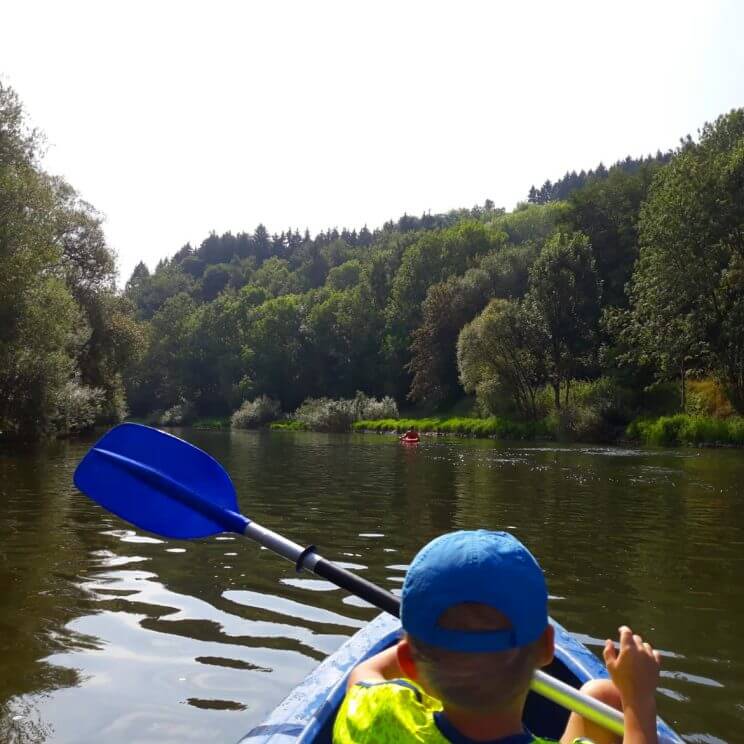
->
[74,422,398,615]
[74,422,625,736]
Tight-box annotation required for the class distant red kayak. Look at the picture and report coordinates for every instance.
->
[401,436,420,444]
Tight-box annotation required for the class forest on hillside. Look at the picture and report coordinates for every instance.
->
[3,78,744,441]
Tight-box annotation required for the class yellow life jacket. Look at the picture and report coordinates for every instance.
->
[333,679,594,744]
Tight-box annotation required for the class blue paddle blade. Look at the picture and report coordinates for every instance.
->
[74,423,248,539]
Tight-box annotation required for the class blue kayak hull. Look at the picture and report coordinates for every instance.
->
[240,613,682,743]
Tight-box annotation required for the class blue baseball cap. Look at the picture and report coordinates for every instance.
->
[400,530,548,652]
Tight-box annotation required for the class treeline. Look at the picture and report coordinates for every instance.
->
[120,108,744,434]
[4,77,744,440]
[526,151,673,205]
[0,84,142,439]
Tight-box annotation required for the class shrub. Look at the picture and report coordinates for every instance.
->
[159,400,196,426]
[231,396,281,429]
[291,393,398,432]
[52,379,106,434]
[357,394,398,420]
[626,414,744,446]
[528,378,628,442]
[639,382,682,416]
[686,378,734,418]
[294,397,357,432]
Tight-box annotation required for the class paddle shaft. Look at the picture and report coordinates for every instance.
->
[244,520,400,616]
[241,520,625,736]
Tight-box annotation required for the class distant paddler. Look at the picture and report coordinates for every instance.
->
[399,427,420,444]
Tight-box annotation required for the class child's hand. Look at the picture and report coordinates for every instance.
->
[603,626,661,710]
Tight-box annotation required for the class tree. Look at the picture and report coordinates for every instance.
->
[306,286,385,398]
[525,231,601,408]
[457,299,546,420]
[326,260,362,290]
[252,256,297,296]
[240,295,310,408]
[142,293,198,409]
[0,82,131,437]
[407,271,491,406]
[384,221,503,396]
[126,262,150,296]
[631,109,744,411]
[201,263,231,301]
[562,165,658,308]
[126,264,195,320]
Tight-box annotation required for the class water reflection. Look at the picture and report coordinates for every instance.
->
[1,431,743,742]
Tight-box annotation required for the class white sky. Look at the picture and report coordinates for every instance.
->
[3,0,744,283]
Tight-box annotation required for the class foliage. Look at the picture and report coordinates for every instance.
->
[293,393,398,432]
[159,400,197,426]
[230,396,281,428]
[686,378,734,418]
[51,378,106,434]
[630,110,744,412]
[0,82,138,439]
[269,420,305,431]
[627,415,744,446]
[542,377,628,442]
[525,231,602,408]
[457,299,547,420]
[294,398,358,432]
[527,151,671,205]
[67,90,739,439]
[384,220,505,397]
[353,416,549,440]
[561,164,660,308]
[191,417,230,430]
[407,273,491,406]
[359,394,399,420]
[326,260,362,290]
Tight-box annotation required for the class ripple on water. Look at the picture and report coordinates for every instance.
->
[2,430,743,743]
[279,578,338,592]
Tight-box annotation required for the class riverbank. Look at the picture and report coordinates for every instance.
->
[353,413,744,447]
[352,416,549,439]
[626,414,744,446]
[140,412,744,448]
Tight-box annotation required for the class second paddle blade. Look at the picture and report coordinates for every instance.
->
[74,423,240,539]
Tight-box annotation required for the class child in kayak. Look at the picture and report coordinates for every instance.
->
[333,530,661,744]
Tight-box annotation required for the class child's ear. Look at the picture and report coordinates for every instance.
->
[537,624,555,667]
[396,638,419,681]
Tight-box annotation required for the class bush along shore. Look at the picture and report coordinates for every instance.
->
[148,384,744,448]
[150,410,744,447]
[626,415,744,447]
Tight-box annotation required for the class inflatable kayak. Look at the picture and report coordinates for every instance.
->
[401,436,420,444]
[239,612,683,743]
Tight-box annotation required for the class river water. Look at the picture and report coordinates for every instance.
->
[1,430,742,743]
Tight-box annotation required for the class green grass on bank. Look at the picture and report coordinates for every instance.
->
[626,414,744,446]
[269,420,305,431]
[190,417,229,430]
[354,416,550,440]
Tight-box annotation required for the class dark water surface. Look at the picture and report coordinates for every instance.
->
[1,430,742,743]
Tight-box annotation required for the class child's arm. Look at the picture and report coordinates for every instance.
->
[603,626,661,744]
[346,646,404,690]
